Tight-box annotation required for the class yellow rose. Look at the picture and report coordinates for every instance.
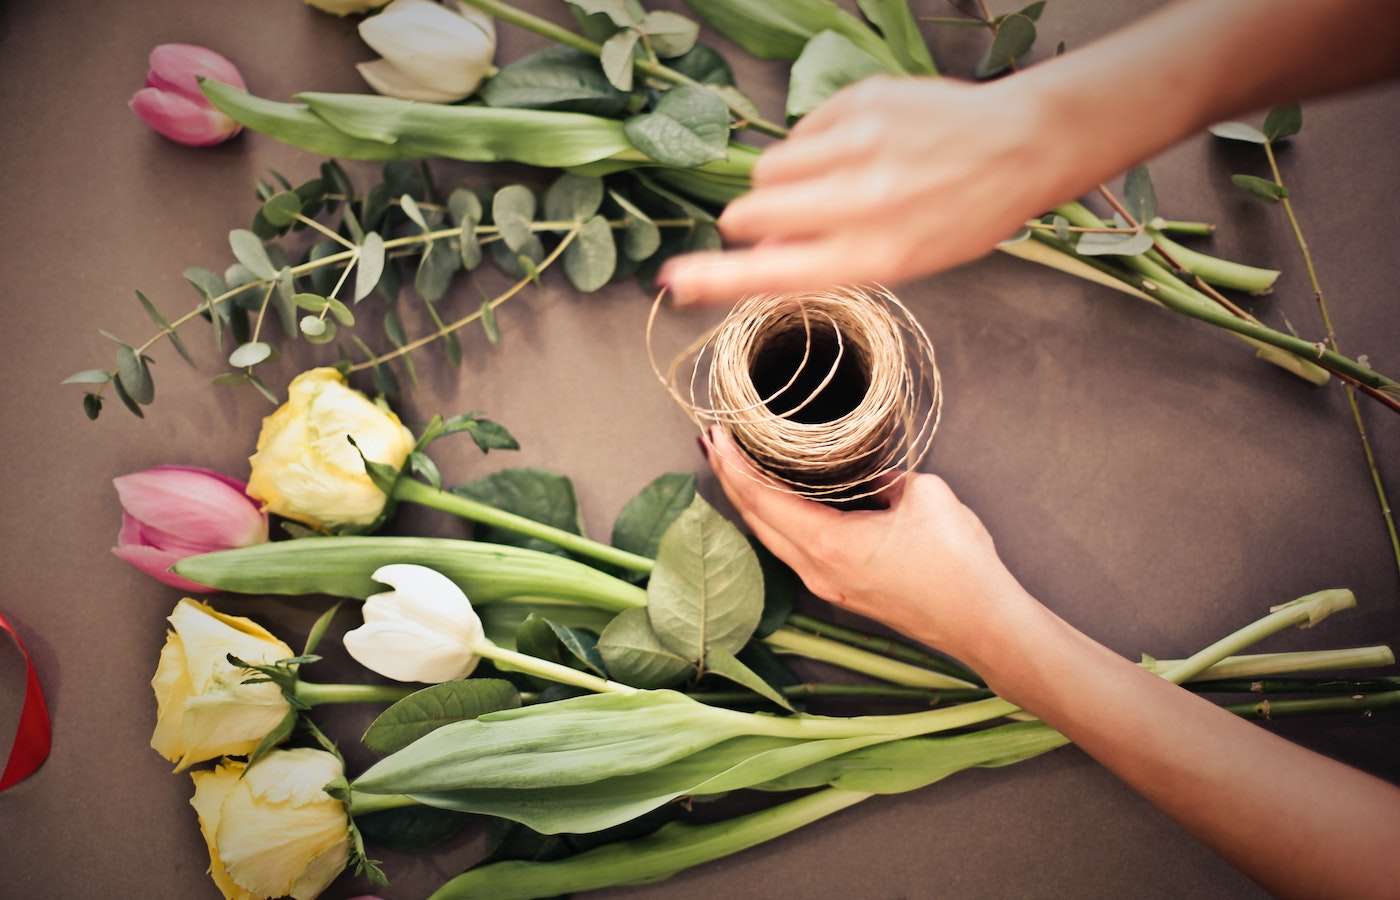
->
[303,0,390,16]
[152,599,294,771]
[247,367,415,531]
[190,750,350,900]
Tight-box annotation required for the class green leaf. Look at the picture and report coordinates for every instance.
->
[624,85,730,168]
[260,190,302,228]
[600,28,640,92]
[596,607,694,688]
[409,450,442,489]
[544,173,605,222]
[753,539,797,638]
[564,215,618,292]
[355,805,471,851]
[302,601,343,656]
[452,468,582,556]
[82,393,102,420]
[134,290,195,366]
[416,239,462,302]
[355,232,386,302]
[111,374,144,418]
[666,44,735,85]
[481,300,501,344]
[549,620,610,677]
[448,188,483,226]
[787,30,888,119]
[115,344,154,405]
[63,369,111,385]
[442,413,521,453]
[1208,121,1268,144]
[492,184,538,252]
[515,613,566,669]
[1076,229,1154,256]
[856,0,937,74]
[229,341,272,368]
[976,13,1035,78]
[1231,173,1288,202]
[228,229,278,280]
[1052,215,1070,241]
[682,0,904,70]
[608,190,661,261]
[567,0,642,27]
[293,292,330,312]
[611,472,696,560]
[246,709,297,768]
[647,493,764,663]
[640,11,700,58]
[400,193,429,231]
[1124,165,1157,223]
[362,679,522,755]
[480,602,615,651]
[384,309,408,347]
[479,46,632,117]
[1263,103,1302,141]
[326,296,356,327]
[704,647,795,711]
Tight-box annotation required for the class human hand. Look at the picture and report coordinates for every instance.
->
[704,427,1031,657]
[660,75,1077,305]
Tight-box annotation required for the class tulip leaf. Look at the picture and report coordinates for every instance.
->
[260,190,303,228]
[608,189,662,261]
[1124,165,1157,224]
[416,239,462,302]
[229,341,273,368]
[1263,103,1302,141]
[452,468,583,557]
[356,805,472,851]
[787,30,887,119]
[704,647,795,711]
[976,12,1036,78]
[1208,121,1268,144]
[597,608,694,688]
[545,173,605,222]
[647,493,765,663]
[481,46,632,116]
[1075,229,1154,256]
[228,229,278,280]
[355,232,386,302]
[362,679,522,755]
[1231,174,1288,202]
[640,11,700,58]
[856,0,937,74]
[683,0,903,70]
[601,28,640,92]
[564,215,618,292]
[611,472,696,561]
[624,86,730,168]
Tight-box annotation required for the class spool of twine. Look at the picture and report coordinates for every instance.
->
[647,285,942,502]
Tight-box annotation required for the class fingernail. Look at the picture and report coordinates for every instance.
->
[695,435,709,461]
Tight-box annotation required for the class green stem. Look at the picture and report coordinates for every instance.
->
[765,626,978,691]
[1154,645,1394,680]
[348,792,419,817]
[478,642,636,695]
[686,683,992,706]
[1223,689,1400,719]
[293,681,417,706]
[1153,218,1216,236]
[1191,676,1400,694]
[785,613,981,684]
[1148,230,1280,294]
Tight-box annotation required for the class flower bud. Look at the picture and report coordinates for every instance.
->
[190,750,350,900]
[129,43,246,146]
[357,0,496,103]
[113,465,268,591]
[343,564,486,682]
[151,599,294,771]
[247,368,415,531]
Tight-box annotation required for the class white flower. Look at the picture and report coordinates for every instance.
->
[343,564,486,682]
[357,0,496,103]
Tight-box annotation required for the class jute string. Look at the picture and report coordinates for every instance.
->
[647,285,942,501]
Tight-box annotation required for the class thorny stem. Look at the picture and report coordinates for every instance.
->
[1263,140,1400,589]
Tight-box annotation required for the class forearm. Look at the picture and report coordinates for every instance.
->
[952,586,1400,899]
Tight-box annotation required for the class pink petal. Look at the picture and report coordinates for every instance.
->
[112,544,214,593]
[130,88,241,147]
[117,511,151,548]
[114,466,267,548]
[147,43,246,103]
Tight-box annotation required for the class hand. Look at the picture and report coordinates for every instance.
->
[704,427,1030,657]
[660,76,1076,305]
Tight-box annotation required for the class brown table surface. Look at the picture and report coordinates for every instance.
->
[2,1,1397,898]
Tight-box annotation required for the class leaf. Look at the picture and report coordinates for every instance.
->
[1052,214,1070,241]
[63,369,111,385]
[567,0,641,28]
[229,341,272,368]
[355,806,471,851]
[452,468,582,556]
[600,28,640,92]
[115,344,154,405]
[246,709,297,768]
[416,238,462,302]
[260,190,302,228]
[752,539,797,638]
[111,374,144,418]
[608,190,662,261]
[976,12,1036,78]
[787,30,888,119]
[480,300,500,344]
[681,0,904,70]
[355,232,386,302]
[326,297,356,327]
[1263,103,1302,142]
[1020,0,1047,21]
[611,472,696,560]
[667,43,735,85]
[492,184,538,252]
[597,607,694,688]
[647,493,764,663]
[624,86,730,168]
[546,619,610,677]
[1075,229,1154,256]
[228,229,278,280]
[704,648,795,711]
[640,11,700,58]
[442,413,521,453]
[564,214,617,292]
[362,679,522,755]
[856,0,936,74]
[713,85,762,122]
[293,292,330,313]
[448,188,483,226]
[400,193,429,231]
[479,46,632,116]
[83,393,102,420]
[134,290,195,366]
[302,601,343,656]
[545,173,605,222]
[1231,173,1288,202]
[1124,164,1157,223]
[1208,121,1268,144]
[409,451,443,489]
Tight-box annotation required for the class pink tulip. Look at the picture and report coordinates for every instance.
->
[129,43,246,147]
[113,466,268,592]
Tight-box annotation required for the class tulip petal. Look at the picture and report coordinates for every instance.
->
[114,466,267,549]
[130,87,243,147]
[358,0,495,97]
[344,620,479,682]
[355,59,470,103]
[148,43,247,101]
[371,563,484,638]
[113,543,216,593]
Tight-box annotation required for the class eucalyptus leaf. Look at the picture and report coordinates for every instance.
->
[416,239,462,302]
[624,86,730,168]
[480,46,632,116]
[452,468,582,556]
[304,318,338,344]
[609,190,662,261]
[229,341,273,368]
[63,369,111,385]
[600,28,640,92]
[305,241,343,297]
[545,173,605,222]
[1020,0,1047,21]
[564,215,618,292]
[1231,173,1288,202]
[293,293,329,312]
[355,232,386,302]
[134,290,195,366]
[490,237,545,279]
[112,374,144,418]
[856,0,937,74]
[83,393,102,421]
[270,269,297,337]
[1263,103,1302,141]
[481,300,501,344]
[787,30,887,119]
[976,13,1036,78]
[228,229,278,280]
[1124,165,1157,223]
[448,188,483,226]
[597,608,694,689]
[492,184,538,252]
[640,10,700,58]
[516,613,565,667]
[1208,121,1268,144]
[297,315,325,337]
[681,0,904,71]
[326,297,356,327]
[611,472,696,560]
[1052,214,1070,241]
[647,493,764,662]
[116,344,154,405]
[704,648,795,711]
[362,679,522,755]
[260,190,302,227]
[1075,229,1154,256]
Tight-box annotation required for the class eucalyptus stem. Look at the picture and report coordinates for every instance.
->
[784,613,981,684]
[293,680,416,706]
[1262,139,1400,588]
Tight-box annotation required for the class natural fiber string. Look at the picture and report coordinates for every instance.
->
[647,285,942,501]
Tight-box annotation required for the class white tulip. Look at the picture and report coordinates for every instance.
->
[356,0,496,103]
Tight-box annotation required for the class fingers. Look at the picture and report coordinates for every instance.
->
[659,232,898,306]
[718,174,883,244]
[706,427,842,548]
[751,129,872,188]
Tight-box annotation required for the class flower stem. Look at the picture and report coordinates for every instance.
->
[784,613,981,684]
[1148,230,1280,294]
[1154,218,1216,236]
[1154,645,1394,680]
[348,792,419,817]
[294,681,417,706]
[478,642,636,694]
[1223,689,1400,720]
[1191,675,1400,695]
[685,682,992,706]
[764,626,979,691]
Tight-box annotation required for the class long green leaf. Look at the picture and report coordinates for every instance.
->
[857,0,937,73]
[199,79,402,160]
[682,0,905,71]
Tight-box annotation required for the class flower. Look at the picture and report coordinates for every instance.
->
[190,750,350,900]
[129,43,246,146]
[151,599,294,771]
[356,0,496,103]
[113,465,268,591]
[304,0,390,15]
[344,564,486,682]
[247,368,415,531]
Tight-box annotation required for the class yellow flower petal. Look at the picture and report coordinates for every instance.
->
[169,599,294,692]
[150,631,193,763]
[190,760,258,900]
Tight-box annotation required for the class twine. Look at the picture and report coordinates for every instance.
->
[647,285,942,501]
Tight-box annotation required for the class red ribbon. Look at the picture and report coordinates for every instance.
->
[0,611,51,791]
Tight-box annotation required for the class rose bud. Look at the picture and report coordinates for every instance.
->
[357,0,497,103]
[113,465,269,591]
[129,43,246,146]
